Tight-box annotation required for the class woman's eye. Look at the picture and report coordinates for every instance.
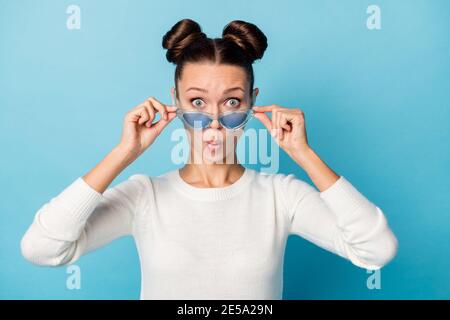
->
[191,98,204,108]
[226,98,241,108]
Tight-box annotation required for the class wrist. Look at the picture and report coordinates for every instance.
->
[289,145,315,167]
[112,144,139,165]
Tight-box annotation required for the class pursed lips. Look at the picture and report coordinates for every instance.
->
[205,139,222,150]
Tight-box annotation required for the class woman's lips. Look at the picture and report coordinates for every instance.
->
[205,140,221,151]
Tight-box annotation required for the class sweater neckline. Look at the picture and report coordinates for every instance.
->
[169,167,254,201]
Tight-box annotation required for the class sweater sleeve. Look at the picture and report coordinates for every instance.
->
[279,174,398,270]
[20,174,148,266]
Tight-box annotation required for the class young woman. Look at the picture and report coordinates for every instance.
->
[21,19,398,299]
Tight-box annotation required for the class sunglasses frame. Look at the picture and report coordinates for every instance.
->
[175,108,255,131]
[172,88,257,131]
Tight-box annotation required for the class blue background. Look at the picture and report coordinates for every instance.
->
[1,0,449,299]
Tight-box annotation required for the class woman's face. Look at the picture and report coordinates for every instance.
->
[172,62,258,165]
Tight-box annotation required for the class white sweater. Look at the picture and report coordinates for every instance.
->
[21,168,398,299]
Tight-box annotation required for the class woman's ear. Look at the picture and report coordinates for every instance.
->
[252,87,259,105]
[170,86,177,105]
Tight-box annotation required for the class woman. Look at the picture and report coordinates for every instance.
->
[21,19,398,299]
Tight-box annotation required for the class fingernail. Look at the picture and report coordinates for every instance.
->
[271,129,276,138]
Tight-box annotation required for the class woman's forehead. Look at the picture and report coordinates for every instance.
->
[178,63,249,94]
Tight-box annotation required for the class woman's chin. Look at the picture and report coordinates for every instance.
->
[203,147,223,163]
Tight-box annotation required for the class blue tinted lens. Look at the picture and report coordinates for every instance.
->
[182,113,212,129]
[220,112,249,129]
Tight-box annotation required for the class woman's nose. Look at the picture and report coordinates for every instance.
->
[207,106,222,129]
[210,119,221,129]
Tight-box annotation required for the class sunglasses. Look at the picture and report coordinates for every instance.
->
[173,89,257,131]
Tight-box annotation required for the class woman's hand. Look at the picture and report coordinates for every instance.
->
[253,105,310,158]
[117,96,177,159]
[253,104,340,191]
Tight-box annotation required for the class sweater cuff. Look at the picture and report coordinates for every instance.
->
[319,176,375,224]
[53,177,104,223]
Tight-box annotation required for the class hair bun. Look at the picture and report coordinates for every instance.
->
[162,19,207,64]
[222,20,268,63]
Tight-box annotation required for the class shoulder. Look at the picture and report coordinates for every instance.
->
[251,169,315,194]
[127,169,179,191]
[125,173,152,191]
[252,170,318,211]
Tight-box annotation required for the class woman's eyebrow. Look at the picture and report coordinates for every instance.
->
[185,87,245,94]
[223,87,245,94]
[186,87,208,93]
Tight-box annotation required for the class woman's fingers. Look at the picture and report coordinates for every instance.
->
[165,105,178,113]
[253,105,281,139]
[253,112,272,132]
[279,112,293,132]
[150,112,177,135]
[120,97,177,155]
[134,97,178,130]
[136,106,151,126]
[148,97,168,121]
[252,105,277,112]
[271,107,282,140]
[142,100,156,127]
[253,105,299,141]
[134,97,169,128]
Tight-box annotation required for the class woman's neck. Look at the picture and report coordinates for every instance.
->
[179,163,245,188]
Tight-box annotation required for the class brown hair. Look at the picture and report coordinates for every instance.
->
[162,19,268,96]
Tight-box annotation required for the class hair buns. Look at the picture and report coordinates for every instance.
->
[222,20,268,63]
[162,19,207,64]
